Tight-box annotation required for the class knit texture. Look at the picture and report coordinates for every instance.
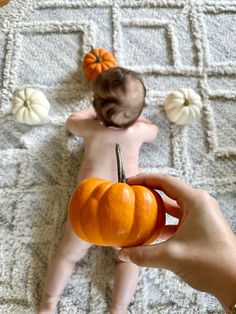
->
[0,1,236,313]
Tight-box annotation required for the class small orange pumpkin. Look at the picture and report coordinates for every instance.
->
[0,0,10,6]
[83,46,118,81]
[68,144,166,247]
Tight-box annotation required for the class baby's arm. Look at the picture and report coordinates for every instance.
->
[65,107,100,136]
[134,119,158,143]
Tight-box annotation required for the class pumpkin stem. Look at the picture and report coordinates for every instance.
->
[90,45,102,63]
[23,100,29,108]
[183,98,190,106]
[116,143,126,183]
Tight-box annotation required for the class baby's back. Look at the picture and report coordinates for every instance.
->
[77,124,143,183]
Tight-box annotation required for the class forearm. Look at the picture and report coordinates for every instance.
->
[65,107,97,135]
[65,116,81,135]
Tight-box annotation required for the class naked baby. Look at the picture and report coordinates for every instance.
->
[39,67,158,314]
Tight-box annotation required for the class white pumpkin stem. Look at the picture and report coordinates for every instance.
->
[116,143,126,183]
[90,46,102,63]
[23,100,29,107]
[184,98,190,106]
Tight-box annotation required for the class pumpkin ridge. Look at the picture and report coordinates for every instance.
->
[29,102,48,112]
[124,187,138,246]
[89,63,98,70]
[104,61,117,67]
[186,108,198,122]
[24,89,27,101]
[14,94,25,102]
[95,63,102,73]
[28,109,42,122]
[81,181,113,245]
[165,99,183,109]
[144,189,166,245]
[96,183,117,245]
[167,106,185,120]
[101,63,109,71]
[12,102,23,115]
[29,102,50,110]
[15,107,26,122]
[84,57,96,64]
[124,186,157,247]
[29,106,48,120]
[68,178,105,242]
[98,183,135,246]
[99,49,108,57]
[25,88,37,99]
[22,108,29,122]
[103,55,117,64]
[102,53,113,60]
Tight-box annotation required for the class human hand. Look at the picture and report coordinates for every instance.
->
[119,173,236,310]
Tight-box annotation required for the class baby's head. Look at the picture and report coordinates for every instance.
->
[92,67,146,128]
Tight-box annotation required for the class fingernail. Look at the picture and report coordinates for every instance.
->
[118,249,130,262]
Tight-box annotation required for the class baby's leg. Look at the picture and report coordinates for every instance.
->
[39,222,91,314]
[111,250,139,314]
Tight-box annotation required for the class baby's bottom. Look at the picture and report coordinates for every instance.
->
[39,222,139,314]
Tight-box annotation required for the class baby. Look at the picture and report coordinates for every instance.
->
[39,67,158,314]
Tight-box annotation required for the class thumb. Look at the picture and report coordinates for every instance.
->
[118,241,180,270]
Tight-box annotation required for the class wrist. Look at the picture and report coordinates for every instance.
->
[214,260,236,311]
[209,245,236,311]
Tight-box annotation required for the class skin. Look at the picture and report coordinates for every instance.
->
[39,107,158,314]
[119,173,236,311]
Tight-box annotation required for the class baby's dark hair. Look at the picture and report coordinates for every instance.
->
[92,67,146,128]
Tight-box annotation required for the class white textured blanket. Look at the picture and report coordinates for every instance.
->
[0,1,235,313]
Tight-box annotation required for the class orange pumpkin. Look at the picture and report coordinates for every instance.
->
[0,0,10,6]
[68,144,166,247]
[83,46,118,81]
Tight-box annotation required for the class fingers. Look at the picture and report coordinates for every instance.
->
[159,225,178,240]
[162,194,182,219]
[119,241,181,270]
[127,173,193,207]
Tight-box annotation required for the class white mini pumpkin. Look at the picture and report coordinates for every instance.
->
[12,88,50,125]
[164,88,202,125]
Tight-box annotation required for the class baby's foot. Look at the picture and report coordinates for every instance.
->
[38,294,59,314]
